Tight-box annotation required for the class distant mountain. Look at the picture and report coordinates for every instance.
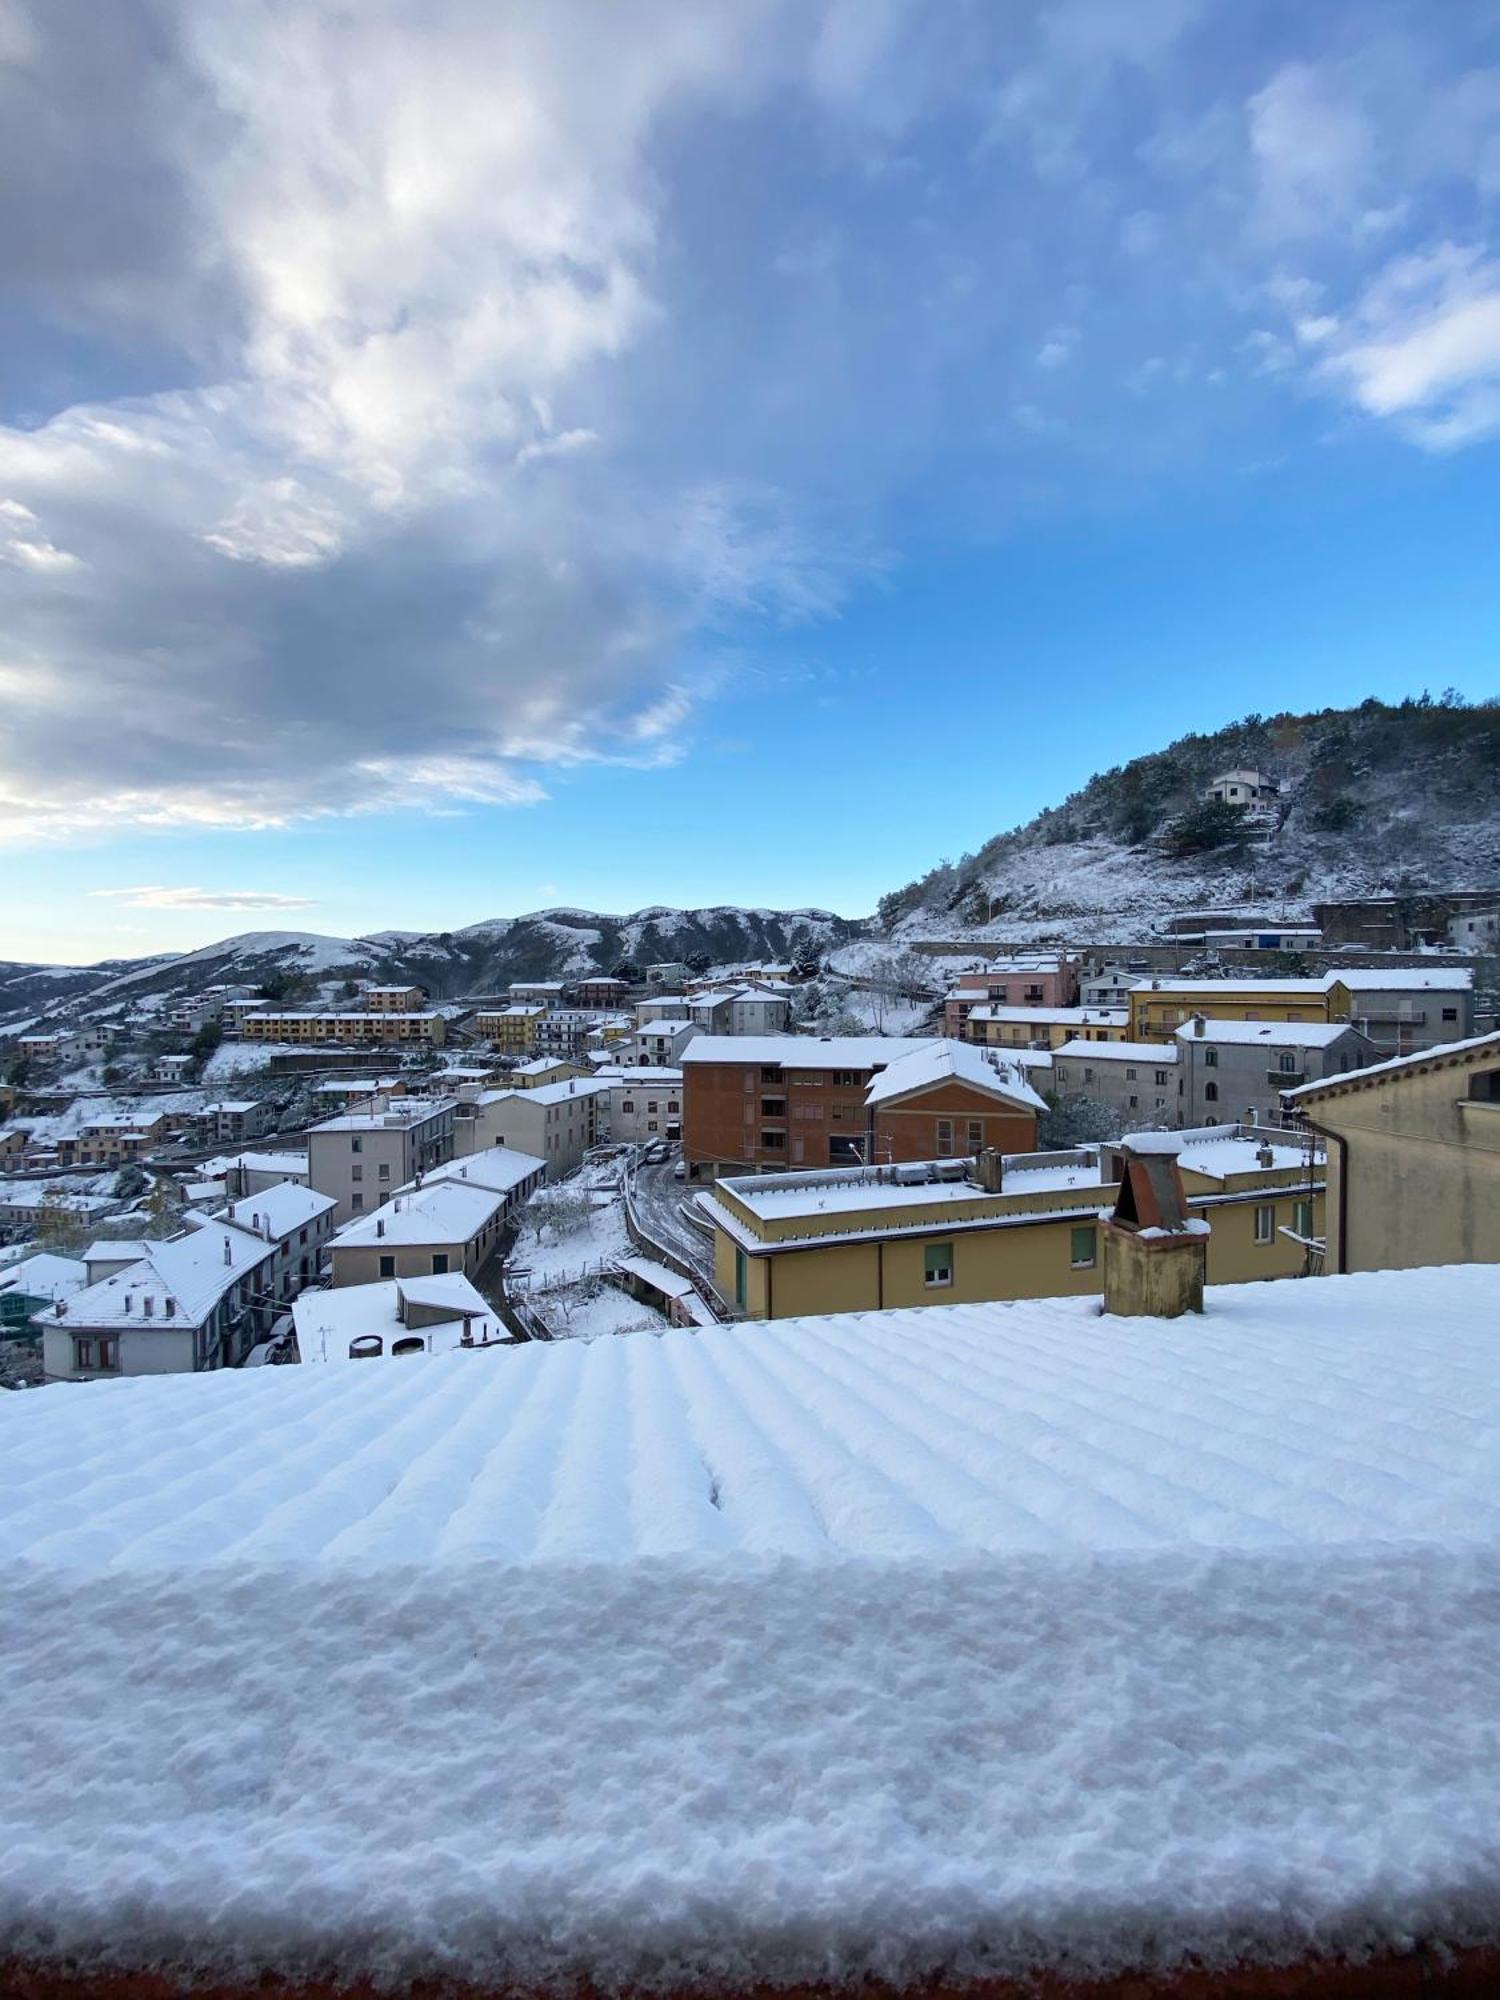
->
[876,695,1500,945]
[1,907,867,1032]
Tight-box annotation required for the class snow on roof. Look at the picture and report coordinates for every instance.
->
[36,1220,274,1330]
[481,1077,611,1106]
[419,1144,546,1196]
[1330,966,1474,991]
[227,1180,337,1242]
[863,1038,1047,1112]
[0,1252,87,1301]
[636,1017,694,1033]
[330,1178,504,1248]
[4,1265,1500,1990]
[680,1034,923,1069]
[1174,1019,1360,1047]
[1135,975,1332,995]
[714,1166,1007,1222]
[965,1004,1128,1025]
[1285,1029,1500,1101]
[312,1096,454,1132]
[1055,1038,1178,1062]
[292,1271,498,1363]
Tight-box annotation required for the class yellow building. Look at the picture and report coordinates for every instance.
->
[1129,979,1331,1042]
[963,1006,1128,1050]
[238,1010,446,1046]
[703,1127,1321,1320]
[510,1056,589,1088]
[475,1005,547,1055]
[1288,1030,1500,1274]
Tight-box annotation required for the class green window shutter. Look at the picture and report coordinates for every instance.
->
[923,1242,953,1286]
[1070,1225,1097,1268]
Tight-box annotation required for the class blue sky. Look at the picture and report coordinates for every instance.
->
[2,1,1498,963]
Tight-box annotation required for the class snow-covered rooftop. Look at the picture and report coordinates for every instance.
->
[329,1179,504,1249]
[311,1096,454,1132]
[292,1271,499,1364]
[680,1034,923,1069]
[418,1144,546,1196]
[964,1004,1128,1025]
[227,1180,337,1243]
[3,1265,1500,1990]
[1284,1029,1500,1101]
[35,1220,274,1330]
[1174,1019,1363,1047]
[1055,1037,1179,1062]
[863,1037,1047,1112]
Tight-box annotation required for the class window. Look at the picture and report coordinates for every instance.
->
[935,1118,954,1156]
[760,1065,784,1084]
[1293,1199,1313,1237]
[760,1129,786,1149]
[924,1242,953,1288]
[1154,1070,1169,1086]
[967,1121,984,1152]
[1204,1081,1219,1102]
[432,1253,450,1274]
[378,1163,390,1181]
[668,1100,679,1113]
[1254,1204,1275,1245]
[1082,1067,1094,1084]
[647,1120,658,1133]
[621,1099,635,1112]
[378,1254,396,1279]
[1443,1007,1458,1022]
[648,1101,659,1114]
[74,1338,94,1371]
[1203,1048,1218,1067]
[351,1137,363,1154]
[351,1193,364,1212]
[832,1070,860,1086]
[735,1247,747,1309]
[760,1098,786,1118]
[1125,1067,1137,1081]
[1070,1225,1097,1270]
[1128,1094,1139,1109]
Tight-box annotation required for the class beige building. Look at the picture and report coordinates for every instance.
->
[509,1056,590,1089]
[452,1078,610,1178]
[237,1009,447,1046]
[326,1145,544,1287]
[361,985,427,1013]
[225,1179,339,1299]
[964,1006,1127,1050]
[701,1125,1321,1319]
[1285,1031,1500,1275]
[307,1096,456,1225]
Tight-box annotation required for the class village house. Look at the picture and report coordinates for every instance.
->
[451,1076,609,1178]
[574,974,630,1008]
[1285,1030,1500,1274]
[225,1179,339,1298]
[293,1268,504,1364]
[508,1055,589,1088]
[0,1249,88,1342]
[1051,1038,1182,1126]
[1129,969,1474,1055]
[508,979,567,1006]
[55,1111,169,1169]
[597,1067,683,1144]
[702,1123,1320,1319]
[326,1144,544,1287]
[1174,1016,1378,1126]
[632,1018,700,1067]
[0,1186,117,1234]
[196,1099,277,1147]
[942,953,1081,1035]
[645,960,691,986]
[681,1035,1043,1179]
[214,1148,311,1197]
[307,1096,456,1225]
[150,1052,197,1084]
[1205,767,1282,806]
[635,993,688,1025]
[36,1216,281,1379]
[1077,966,1142,1010]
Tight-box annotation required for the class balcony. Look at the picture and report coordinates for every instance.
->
[1269,1068,1305,1087]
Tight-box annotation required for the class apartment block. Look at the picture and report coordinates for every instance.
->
[327,1145,544,1287]
[237,1009,447,1046]
[963,1005,1128,1050]
[1052,1039,1182,1127]
[475,1004,547,1055]
[1174,1018,1378,1127]
[361,985,428,1013]
[681,1036,1043,1178]
[452,1077,610,1178]
[307,1097,456,1226]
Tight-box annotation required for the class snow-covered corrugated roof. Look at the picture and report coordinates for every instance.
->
[3,1267,1500,1990]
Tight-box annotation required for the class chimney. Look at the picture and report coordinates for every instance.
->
[970,1147,1004,1194]
[1256,1143,1275,1169]
[143,1295,154,1317]
[1101,1142,1207,1319]
[1193,1014,1206,1037]
[165,1299,175,1318]
[223,1237,233,1265]
[376,1217,385,1237]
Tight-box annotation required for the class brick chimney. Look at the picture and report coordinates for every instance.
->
[970,1147,1004,1193]
[1102,1141,1208,1319]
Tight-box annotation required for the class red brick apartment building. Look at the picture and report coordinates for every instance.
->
[681,1036,1041,1177]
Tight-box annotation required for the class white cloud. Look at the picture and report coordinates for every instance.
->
[91,885,318,910]
[1319,245,1500,448]
[1247,62,1374,240]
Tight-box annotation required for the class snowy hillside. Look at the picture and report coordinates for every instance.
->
[6,906,866,1031]
[878,695,1500,945]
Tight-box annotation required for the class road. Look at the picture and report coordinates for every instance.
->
[628,1157,716,1285]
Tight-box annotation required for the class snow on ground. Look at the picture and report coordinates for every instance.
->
[201,1041,297,1081]
[3,1266,1500,1990]
[508,1164,669,1340]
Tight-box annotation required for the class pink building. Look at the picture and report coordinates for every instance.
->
[943,952,1080,1036]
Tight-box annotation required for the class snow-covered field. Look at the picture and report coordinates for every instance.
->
[509,1166,670,1340]
[3,1266,1500,1990]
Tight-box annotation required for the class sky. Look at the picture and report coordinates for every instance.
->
[2,0,1499,964]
